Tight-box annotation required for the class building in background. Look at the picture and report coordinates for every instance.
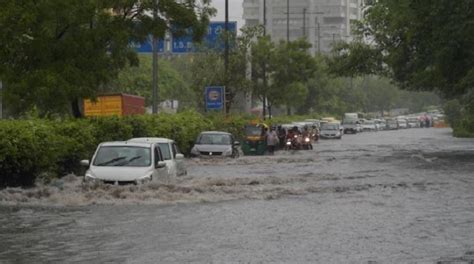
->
[243,0,362,54]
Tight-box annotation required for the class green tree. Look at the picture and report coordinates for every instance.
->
[188,26,261,112]
[270,39,317,115]
[330,0,474,99]
[250,34,274,117]
[106,55,194,109]
[0,0,214,117]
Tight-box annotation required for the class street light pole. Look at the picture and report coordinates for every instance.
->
[303,8,307,38]
[263,0,266,35]
[286,0,290,42]
[152,0,159,114]
[317,22,321,53]
[224,0,229,74]
[0,81,3,119]
[262,0,267,120]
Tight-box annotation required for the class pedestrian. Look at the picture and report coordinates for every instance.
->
[424,114,430,128]
[277,125,287,149]
[266,127,279,155]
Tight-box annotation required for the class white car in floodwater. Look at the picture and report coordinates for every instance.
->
[81,141,168,185]
[128,137,187,177]
[362,120,378,132]
[190,131,240,158]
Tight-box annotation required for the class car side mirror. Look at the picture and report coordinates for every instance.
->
[234,141,240,146]
[175,154,184,160]
[156,161,166,168]
[80,160,90,167]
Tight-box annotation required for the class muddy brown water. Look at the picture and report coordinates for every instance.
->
[1,128,473,263]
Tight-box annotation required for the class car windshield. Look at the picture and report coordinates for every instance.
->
[321,124,339,130]
[197,134,232,145]
[245,126,262,136]
[343,119,358,125]
[93,146,151,167]
[365,121,375,124]
[158,143,172,160]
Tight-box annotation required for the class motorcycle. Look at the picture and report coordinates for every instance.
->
[302,136,313,150]
[311,131,319,142]
[285,135,301,150]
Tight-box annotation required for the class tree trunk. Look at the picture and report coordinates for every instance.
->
[287,105,291,115]
[71,98,82,118]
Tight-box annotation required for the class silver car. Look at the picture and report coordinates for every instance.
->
[128,137,187,177]
[81,141,167,185]
[190,131,240,158]
[320,123,343,139]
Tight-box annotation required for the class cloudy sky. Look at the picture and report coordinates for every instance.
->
[211,0,244,29]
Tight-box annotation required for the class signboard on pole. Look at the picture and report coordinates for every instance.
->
[172,21,237,53]
[130,36,165,53]
[205,86,225,111]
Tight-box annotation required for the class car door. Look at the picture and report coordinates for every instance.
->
[172,142,185,176]
[152,145,167,181]
[158,142,176,177]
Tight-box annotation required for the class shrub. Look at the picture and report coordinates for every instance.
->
[0,120,62,187]
[52,120,97,176]
[0,110,333,188]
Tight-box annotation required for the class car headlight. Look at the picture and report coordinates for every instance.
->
[304,137,310,142]
[224,148,233,156]
[136,175,152,185]
[84,172,99,183]
[191,147,199,155]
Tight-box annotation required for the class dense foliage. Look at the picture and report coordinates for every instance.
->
[329,0,473,136]
[0,0,214,117]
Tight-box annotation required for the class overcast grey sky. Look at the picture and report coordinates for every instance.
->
[211,0,244,30]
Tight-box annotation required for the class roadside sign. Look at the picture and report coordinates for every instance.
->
[205,86,225,111]
[172,21,237,53]
[130,36,165,53]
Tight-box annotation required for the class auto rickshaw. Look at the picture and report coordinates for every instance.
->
[241,122,267,155]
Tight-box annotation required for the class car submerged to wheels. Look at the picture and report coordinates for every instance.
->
[128,137,187,177]
[81,141,167,185]
[190,131,240,158]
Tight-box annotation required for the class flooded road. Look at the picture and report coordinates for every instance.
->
[1,128,474,263]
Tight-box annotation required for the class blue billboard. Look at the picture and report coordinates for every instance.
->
[205,86,225,111]
[130,36,165,53]
[172,21,237,53]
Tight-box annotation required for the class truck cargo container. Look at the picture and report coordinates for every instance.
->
[83,93,145,117]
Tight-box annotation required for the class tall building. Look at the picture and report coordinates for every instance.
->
[243,0,362,54]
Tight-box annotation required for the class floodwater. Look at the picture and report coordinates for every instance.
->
[1,128,474,263]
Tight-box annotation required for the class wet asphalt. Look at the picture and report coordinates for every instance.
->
[0,128,473,263]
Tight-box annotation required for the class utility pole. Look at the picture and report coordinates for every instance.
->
[303,8,307,38]
[286,0,290,42]
[151,0,159,114]
[224,0,229,114]
[317,22,321,53]
[262,0,267,120]
[263,0,266,35]
[224,0,229,74]
[0,81,3,119]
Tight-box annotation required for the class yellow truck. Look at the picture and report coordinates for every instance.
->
[83,93,145,117]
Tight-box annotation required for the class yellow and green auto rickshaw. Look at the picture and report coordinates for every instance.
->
[241,123,268,155]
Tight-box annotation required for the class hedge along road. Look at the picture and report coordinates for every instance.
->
[1,128,474,263]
